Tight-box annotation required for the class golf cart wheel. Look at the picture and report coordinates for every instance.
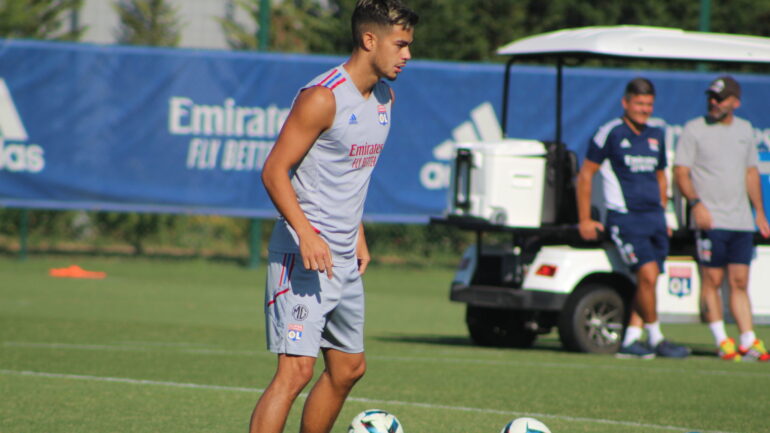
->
[466,305,537,348]
[558,283,625,354]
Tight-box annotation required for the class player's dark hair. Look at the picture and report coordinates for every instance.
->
[352,0,419,49]
[624,77,655,99]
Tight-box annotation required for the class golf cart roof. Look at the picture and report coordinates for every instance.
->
[497,26,770,63]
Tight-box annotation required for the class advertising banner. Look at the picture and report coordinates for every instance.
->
[1,40,769,222]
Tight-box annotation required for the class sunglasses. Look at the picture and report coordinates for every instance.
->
[707,92,728,102]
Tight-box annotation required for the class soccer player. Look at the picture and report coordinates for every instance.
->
[576,78,689,359]
[674,76,770,362]
[249,1,418,433]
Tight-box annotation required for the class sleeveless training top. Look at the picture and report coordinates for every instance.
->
[268,64,393,262]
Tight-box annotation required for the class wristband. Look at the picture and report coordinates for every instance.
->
[689,198,701,209]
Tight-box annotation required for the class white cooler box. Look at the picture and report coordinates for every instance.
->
[448,139,555,228]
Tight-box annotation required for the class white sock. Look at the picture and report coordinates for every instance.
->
[622,326,643,347]
[645,322,664,347]
[740,331,756,348]
[709,320,728,347]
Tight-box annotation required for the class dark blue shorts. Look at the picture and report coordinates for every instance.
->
[606,210,669,272]
[696,229,754,267]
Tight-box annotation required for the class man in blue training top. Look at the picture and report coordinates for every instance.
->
[576,77,689,359]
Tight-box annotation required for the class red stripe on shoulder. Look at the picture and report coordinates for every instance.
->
[318,69,338,86]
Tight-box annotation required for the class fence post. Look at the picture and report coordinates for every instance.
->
[253,0,269,268]
[697,0,711,72]
[258,0,270,51]
[19,208,29,261]
[248,218,262,268]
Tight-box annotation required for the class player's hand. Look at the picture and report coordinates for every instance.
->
[691,203,713,230]
[356,243,371,275]
[578,219,604,241]
[756,213,770,238]
[298,231,334,280]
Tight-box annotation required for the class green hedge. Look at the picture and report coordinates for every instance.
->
[0,209,471,266]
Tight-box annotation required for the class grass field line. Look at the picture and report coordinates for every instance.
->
[3,341,261,357]
[5,341,769,380]
[120,340,216,348]
[0,368,734,433]
[371,354,770,378]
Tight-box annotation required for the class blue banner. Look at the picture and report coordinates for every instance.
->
[1,39,769,222]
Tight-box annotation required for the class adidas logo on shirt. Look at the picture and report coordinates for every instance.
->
[349,114,358,125]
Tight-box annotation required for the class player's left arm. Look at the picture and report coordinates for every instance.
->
[656,169,667,209]
[656,169,672,236]
[746,166,770,238]
[356,223,371,275]
[656,131,669,209]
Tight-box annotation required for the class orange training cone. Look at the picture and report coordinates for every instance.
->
[49,265,107,279]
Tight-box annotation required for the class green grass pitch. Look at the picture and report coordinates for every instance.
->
[1,255,768,433]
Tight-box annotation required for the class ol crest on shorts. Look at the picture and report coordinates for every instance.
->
[287,324,303,342]
[377,104,388,125]
[287,304,309,342]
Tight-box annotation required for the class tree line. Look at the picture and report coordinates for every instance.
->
[2,1,769,60]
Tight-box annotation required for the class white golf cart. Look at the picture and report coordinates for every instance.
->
[433,26,770,354]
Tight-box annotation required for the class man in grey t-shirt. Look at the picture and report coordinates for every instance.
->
[674,75,770,362]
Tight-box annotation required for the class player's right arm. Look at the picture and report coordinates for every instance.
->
[673,126,711,231]
[576,159,604,241]
[262,86,336,279]
[673,165,712,230]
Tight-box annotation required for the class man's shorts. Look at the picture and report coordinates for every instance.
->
[606,210,668,273]
[696,229,754,267]
[264,251,364,357]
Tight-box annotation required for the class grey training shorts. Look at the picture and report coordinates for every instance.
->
[264,251,365,357]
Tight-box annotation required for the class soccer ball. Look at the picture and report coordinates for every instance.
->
[500,417,551,433]
[348,409,404,433]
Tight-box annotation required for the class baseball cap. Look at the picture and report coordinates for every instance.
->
[706,75,741,100]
